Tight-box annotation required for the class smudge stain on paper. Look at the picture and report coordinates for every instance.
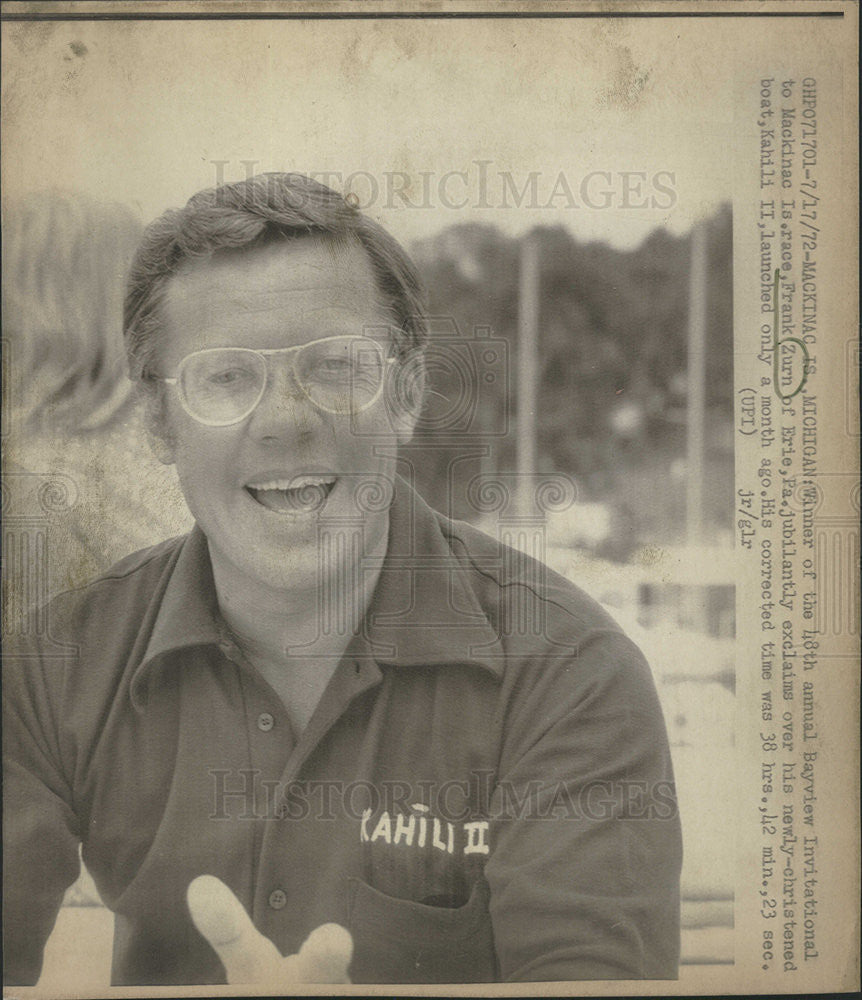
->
[595,46,650,112]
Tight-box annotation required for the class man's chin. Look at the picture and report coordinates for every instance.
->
[242,541,326,586]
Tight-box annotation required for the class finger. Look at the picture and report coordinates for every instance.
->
[187,875,282,983]
[294,923,354,983]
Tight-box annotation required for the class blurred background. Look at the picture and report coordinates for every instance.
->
[410,205,734,560]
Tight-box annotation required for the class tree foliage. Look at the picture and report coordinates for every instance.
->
[406,204,734,554]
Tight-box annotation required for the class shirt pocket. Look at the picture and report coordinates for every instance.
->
[346,874,497,983]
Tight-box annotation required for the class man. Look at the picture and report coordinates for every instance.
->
[3,173,682,986]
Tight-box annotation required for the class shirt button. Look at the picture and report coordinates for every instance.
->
[268,888,287,910]
[257,712,275,732]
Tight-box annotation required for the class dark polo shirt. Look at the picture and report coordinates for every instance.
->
[3,481,681,985]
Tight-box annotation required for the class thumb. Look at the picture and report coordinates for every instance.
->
[293,922,354,983]
[187,875,282,983]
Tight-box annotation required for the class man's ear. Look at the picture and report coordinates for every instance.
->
[142,391,176,465]
[148,428,176,466]
[389,356,425,446]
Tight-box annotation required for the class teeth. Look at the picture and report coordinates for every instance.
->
[247,475,336,491]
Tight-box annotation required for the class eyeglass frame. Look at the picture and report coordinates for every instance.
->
[150,334,398,427]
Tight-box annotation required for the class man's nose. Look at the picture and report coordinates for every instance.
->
[247,361,322,440]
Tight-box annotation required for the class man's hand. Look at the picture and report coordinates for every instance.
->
[187,875,353,984]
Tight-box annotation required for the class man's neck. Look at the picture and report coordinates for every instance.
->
[207,522,388,667]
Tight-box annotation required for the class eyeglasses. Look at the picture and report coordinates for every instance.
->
[153,335,396,426]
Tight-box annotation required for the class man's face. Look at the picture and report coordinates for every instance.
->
[156,235,411,597]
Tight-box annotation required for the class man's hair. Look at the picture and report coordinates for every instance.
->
[123,172,428,420]
[4,191,142,434]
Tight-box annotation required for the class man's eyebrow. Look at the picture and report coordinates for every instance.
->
[301,304,392,320]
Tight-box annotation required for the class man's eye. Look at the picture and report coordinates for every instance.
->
[313,359,354,377]
[207,368,253,386]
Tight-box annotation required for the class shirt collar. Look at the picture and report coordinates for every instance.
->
[130,477,503,709]
[130,525,223,710]
[356,478,504,674]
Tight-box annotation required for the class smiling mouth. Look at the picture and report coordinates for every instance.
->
[245,475,336,514]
